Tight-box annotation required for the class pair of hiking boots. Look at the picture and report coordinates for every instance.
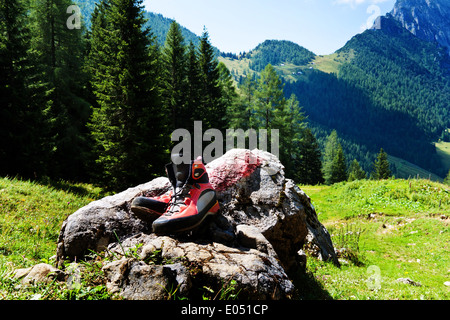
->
[131,156,220,235]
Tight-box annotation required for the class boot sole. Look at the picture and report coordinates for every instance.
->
[153,201,220,235]
[131,205,163,224]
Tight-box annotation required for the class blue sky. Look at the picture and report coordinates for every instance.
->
[142,0,396,55]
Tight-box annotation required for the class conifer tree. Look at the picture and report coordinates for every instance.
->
[322,130,340,185]
[217,62,238,120]
[330,145,348,184]
[228,75,255,130]
[88,0,166,190]
[373,148,391,180]
[28,0,91,179]
[253,64,285,129]
[348,159,367,181]
[0,0,37,177]
[198,28,226,130]
[185,41,202,132]
[297,128,324,185]
[161,21,188,133]
[250,65,305,179]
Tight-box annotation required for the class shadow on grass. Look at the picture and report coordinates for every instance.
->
[37,176,109,199]
[289,268,334,300]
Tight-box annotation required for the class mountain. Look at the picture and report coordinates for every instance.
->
[244,40,316,72]
[221,1,450,179]
[390,0,450,55]
[75,0,200,46]
[73,0,450,179]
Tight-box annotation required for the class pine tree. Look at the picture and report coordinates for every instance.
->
[88,0,166,191]
[373,148,391,180]
[28,0,91,179]
[0,0,37,177]
[217,62,238,115]
[185,41,202,132]
[253,64,285,129]
[330,145,347,184]
[228,74,255,130]
[297,128,324,185]
[348,159,367,181]
[322,130,340,185]
[198,28,226,130]
[161,21,187,133]
[250,65,305,178]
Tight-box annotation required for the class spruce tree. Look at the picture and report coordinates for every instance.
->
[330,145,348,184]
[185,41,202,132]
[198,28,226,130]
[373,148,391,180]
[28,0,91,180]
[348,159,367,181]
[250,65,305,178]
[218,62,238,111]
[297,128,324,185]
[228,74,255,130]
[0,0,36,177]
[253,64,285,129]
[322,130,340,185]
[88,0,166,191]
[161,21,187,133]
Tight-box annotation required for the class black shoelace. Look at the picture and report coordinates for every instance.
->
[165,184,193,216]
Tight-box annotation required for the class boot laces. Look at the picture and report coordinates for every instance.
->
[165,184,192,216]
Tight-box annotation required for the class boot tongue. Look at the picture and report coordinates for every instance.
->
[174,163,190,187]
[170,153,190,187]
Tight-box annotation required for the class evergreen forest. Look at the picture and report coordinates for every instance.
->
[2,0,450,192]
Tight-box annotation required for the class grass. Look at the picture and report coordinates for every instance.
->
[299,178,450,300]
[312,50,355,74]
[1,176,449,300]
[0,176,112,300]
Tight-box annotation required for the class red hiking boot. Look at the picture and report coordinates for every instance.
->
[131,192,172,224]
[152,157,220,235]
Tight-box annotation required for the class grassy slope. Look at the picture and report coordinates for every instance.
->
[1,177,449,300]
[300,178,450,300]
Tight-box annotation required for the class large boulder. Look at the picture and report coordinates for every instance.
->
[55,149,338,300]
[102,233,294,300]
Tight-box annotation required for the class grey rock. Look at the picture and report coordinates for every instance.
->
[56,177,171,265]
[391,0,450,55]
[397,277,422,287]
[103,233,294,300]
[55,148,338,300]
[13,263,66,285]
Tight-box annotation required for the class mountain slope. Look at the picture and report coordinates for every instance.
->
[286,15,450,177]
[391,0,450,55]
[245,40,316,71]
[75,0,200,45]
[221,7,450,178]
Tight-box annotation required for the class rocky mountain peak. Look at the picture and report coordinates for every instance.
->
[390,0,450,54]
